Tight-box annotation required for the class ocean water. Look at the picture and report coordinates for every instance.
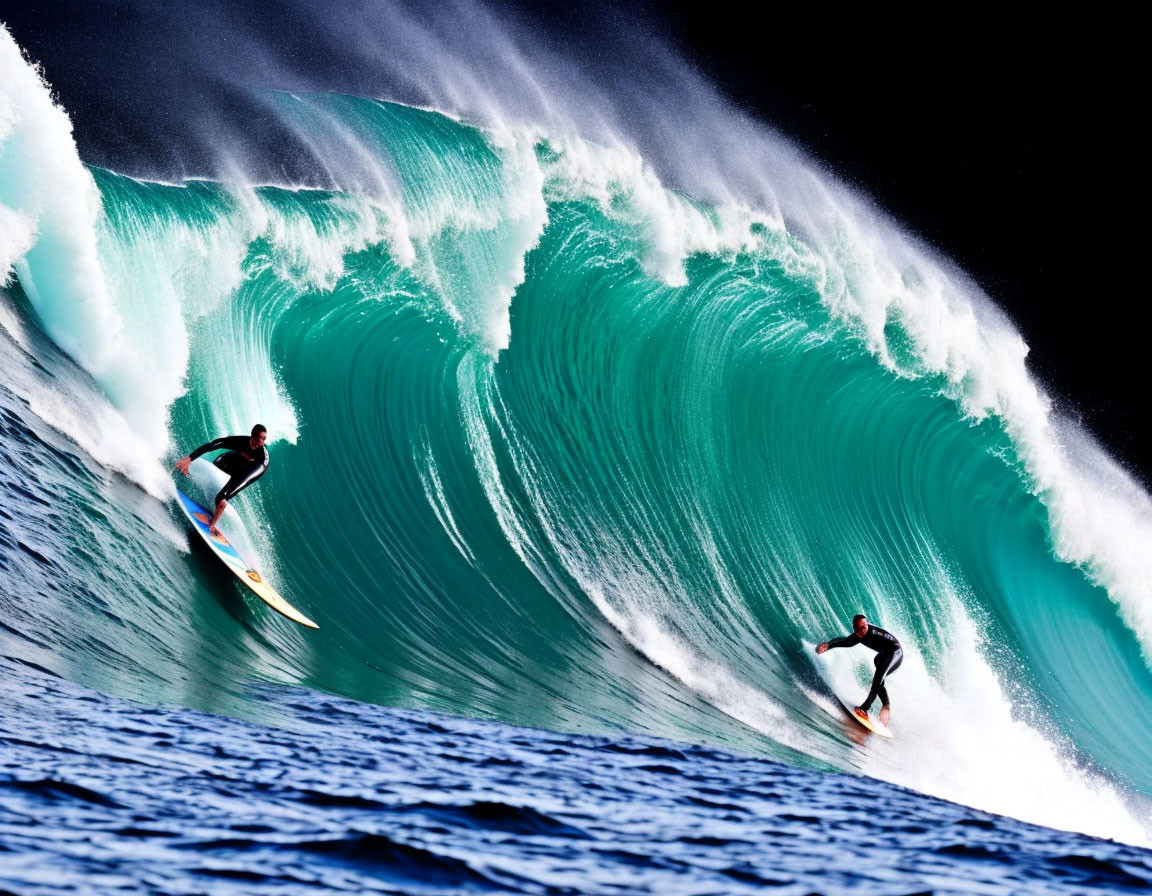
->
[4,654,1151,895]
[3,14,1152,892]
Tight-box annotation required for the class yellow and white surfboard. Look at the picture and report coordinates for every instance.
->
[176,489,318,629]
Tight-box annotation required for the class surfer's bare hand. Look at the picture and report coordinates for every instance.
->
[175,456,192,476]
[815,642,828,654]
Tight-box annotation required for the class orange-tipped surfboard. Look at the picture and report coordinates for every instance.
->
[176,489,318,629]
[837,694,893,737]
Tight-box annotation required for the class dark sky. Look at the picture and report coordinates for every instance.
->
[2,2,1146,484]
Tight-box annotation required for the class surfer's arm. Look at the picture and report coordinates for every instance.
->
[817,634,860,654]
[175,436,240,476]
[187,436,238,461]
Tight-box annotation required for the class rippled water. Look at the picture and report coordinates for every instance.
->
[3,656,1150,895]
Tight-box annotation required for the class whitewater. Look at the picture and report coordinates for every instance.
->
[2,6,1151,861]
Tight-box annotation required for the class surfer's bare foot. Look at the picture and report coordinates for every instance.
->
[879,706,891,727]
[854,706,869,719]
[210,526,222,537]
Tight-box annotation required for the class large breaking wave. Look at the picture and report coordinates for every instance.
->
[2,19,1151,845]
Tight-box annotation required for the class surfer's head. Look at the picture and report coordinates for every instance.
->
[852,614,868,636]
[250,424,267,448]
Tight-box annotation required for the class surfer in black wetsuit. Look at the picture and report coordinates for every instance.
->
[815,614,903,727]
[174,424,268,537]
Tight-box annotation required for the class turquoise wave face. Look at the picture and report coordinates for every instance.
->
[2,88,1150,843]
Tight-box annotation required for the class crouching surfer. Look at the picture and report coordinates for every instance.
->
[174,424,268,537]
[815,613,902,727]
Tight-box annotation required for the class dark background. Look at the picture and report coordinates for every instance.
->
[2,2,1145,483]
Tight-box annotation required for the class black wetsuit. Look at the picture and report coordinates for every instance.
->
[825,624,903,711]
[188,436,268,506]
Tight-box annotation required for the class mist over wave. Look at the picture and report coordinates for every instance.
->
[3,7,1152,848]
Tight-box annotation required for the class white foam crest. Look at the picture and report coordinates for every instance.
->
[404,128,548,354]
[540,135,781,286]
[0,28,177,490]
[92,184,262,449]
[817,606,1150,845]
[173,186,264,319]
[91,177,422,457]
[165,178,453,448]
[779,174,1028,413]
[0,205,35,280]
[256,189,406,291]
[273,91,548,353]
[236,2,800,289]
[0,29,125,377]
[1041,420,1152,658]
[472,133,548,353]
[77,177,311,454]
[0,290,173,495]
[271,91,519,242]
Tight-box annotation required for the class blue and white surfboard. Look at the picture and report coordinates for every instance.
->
[176,489,318,629]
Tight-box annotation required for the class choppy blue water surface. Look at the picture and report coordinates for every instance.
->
[3,655,1150,895]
